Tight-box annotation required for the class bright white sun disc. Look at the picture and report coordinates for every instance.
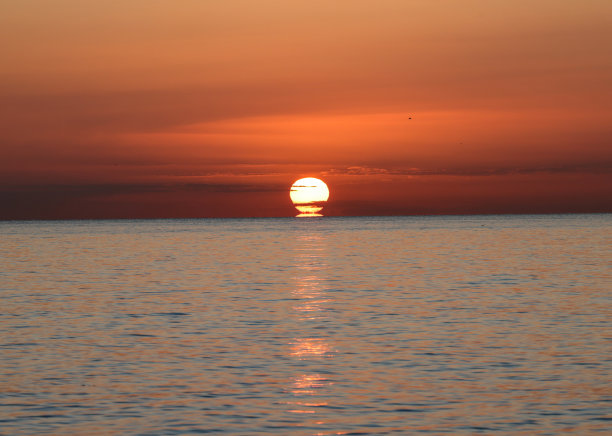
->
[290,178,329,215]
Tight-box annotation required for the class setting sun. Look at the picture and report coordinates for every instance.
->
[290,178,330,217]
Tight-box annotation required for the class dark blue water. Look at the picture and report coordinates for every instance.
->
[1,215,611,434]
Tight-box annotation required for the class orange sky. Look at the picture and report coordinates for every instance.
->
[1,0,611,218]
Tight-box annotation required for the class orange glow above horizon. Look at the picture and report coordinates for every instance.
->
[0,1,610,218]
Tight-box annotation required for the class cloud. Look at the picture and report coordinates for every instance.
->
[324,162,612,177]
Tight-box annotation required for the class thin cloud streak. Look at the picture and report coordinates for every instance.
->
[324,163,612,177]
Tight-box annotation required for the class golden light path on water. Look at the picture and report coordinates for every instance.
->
[285,233,337,427]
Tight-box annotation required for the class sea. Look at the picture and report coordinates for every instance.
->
[1,214,610,435]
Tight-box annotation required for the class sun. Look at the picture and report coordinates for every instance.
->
[290,178,330,217]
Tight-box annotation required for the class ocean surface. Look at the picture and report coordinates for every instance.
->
[1,215,610,435]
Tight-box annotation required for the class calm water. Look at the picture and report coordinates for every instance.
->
[1,215,611,435]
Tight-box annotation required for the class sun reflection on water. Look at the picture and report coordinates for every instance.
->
[291,374,333,396]
[291,338,333,358]
[286,233,337,425]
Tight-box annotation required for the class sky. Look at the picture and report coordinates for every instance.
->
[1,0,611,219]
